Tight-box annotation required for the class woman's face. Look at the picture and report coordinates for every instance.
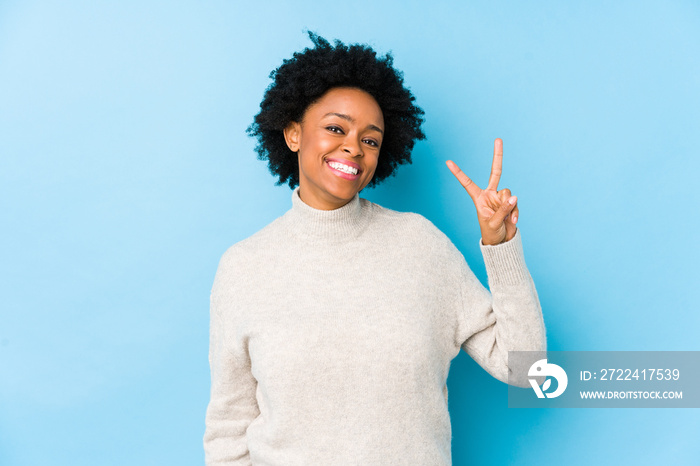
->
[284,87,384,210]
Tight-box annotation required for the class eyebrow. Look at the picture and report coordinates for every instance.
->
[323,112,384,135]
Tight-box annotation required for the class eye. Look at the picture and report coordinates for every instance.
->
[363,138,380,148]
[326,125,344,134]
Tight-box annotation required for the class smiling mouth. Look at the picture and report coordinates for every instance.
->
[327,160,359,175]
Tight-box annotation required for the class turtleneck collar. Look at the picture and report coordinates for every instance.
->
[284,187,372,241]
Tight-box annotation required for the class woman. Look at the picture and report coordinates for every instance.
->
[204,32,546,465]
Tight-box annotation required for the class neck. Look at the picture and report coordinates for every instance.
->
[297,186,354,211]
[285,187,372,242]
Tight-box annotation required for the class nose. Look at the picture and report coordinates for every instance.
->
[341,135,363,157]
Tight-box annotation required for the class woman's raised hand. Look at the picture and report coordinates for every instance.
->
[446,138,518,246]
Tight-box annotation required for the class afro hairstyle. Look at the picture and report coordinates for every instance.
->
[247,31,426,189]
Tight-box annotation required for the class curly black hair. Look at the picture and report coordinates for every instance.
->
[247,31,426,189]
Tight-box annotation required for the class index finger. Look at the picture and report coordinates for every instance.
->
[446,160,482,201]
[487,138,503,190]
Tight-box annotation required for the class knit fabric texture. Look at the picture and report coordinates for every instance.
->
[204,188,547,465]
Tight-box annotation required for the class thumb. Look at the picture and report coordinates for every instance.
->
[489,196,517,229]
[504,203,519,240]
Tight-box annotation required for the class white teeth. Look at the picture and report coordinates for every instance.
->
[328,161,358,175]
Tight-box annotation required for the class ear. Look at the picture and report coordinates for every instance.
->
[283,122,301,152]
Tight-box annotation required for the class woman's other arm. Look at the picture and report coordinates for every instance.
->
[204,259,259,465]
[456,229,546,387]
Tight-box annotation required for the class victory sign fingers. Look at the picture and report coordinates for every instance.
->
[446,138,519,245]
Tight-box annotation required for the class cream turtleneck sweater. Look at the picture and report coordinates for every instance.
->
[204,188,546,465]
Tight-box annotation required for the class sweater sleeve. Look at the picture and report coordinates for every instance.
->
[203,256,260,465]
[456,228,547,387]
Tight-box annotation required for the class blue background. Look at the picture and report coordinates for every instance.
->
[1,1,698,464]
